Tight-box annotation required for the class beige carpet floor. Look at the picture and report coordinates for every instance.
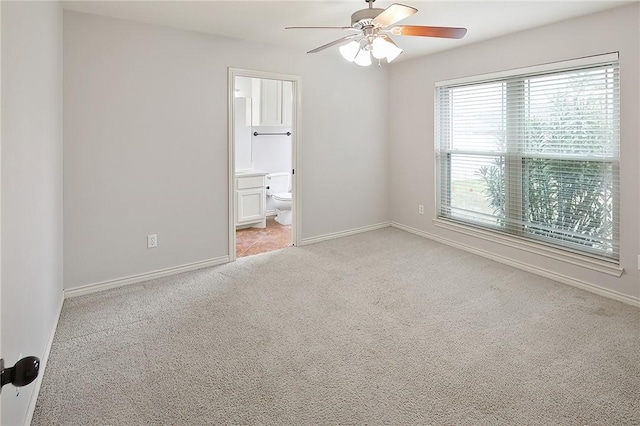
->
[33,228,639,425]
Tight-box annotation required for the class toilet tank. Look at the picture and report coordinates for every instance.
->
[266,172,291,195]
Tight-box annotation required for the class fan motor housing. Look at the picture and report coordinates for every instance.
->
[351,8,384,28]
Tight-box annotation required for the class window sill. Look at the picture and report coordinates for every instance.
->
[433,218,624,277]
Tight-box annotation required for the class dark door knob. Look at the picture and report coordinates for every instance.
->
[0,356,40,391]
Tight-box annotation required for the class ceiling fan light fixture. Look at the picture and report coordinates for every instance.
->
[384,42,403,63]
[287,1,467,67]
[339,40,360,62]
[354,48,372,66]
[371,36,389,59]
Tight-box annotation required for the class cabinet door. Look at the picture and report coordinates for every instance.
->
[282,81,293,127]
[260,79,283,126]
[237,188,265,224]
[251,78,261,126]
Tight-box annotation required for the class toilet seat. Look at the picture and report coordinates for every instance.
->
[273,192,291,202]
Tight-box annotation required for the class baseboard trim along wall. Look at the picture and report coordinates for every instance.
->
[300,222,391,246]
[391,222,640,308]
[433,218,623,277]
[24,293,64,426]
[64,256,230,298]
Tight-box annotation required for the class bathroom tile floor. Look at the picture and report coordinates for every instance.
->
[236,216,292,258]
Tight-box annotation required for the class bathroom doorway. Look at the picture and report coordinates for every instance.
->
[228,68,300,261]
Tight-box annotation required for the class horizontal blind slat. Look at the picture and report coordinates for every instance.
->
[436,58,620,261]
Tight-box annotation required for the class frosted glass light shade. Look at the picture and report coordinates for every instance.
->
[371,37,391,59]
[385,43,403,63]
[339,41,359,62]
[354,49,372,67]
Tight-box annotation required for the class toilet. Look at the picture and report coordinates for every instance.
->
[266,172,292,225]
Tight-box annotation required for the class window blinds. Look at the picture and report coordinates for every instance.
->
[435,55,620,261]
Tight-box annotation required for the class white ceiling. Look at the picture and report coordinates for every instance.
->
[61,1,633,62]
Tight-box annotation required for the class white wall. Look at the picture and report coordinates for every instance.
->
[1,1,64,424]
[389,4,640,300]
[234,97,253,171]
[251,127,292,175]
[63,10,389,290]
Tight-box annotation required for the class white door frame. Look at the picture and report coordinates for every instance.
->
[0,0,4,419]
[227,68,302,261]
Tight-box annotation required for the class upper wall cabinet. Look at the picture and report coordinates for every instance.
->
[260,79,282,126]
[251,79,293,127]
[282,81,293,127]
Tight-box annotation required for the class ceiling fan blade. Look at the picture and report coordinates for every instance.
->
[391,25,467,39]
[372,3,417,28]
[286,26,356,31]
[307,34,359,54]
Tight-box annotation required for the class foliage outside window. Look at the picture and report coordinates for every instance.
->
[435,56,620,262]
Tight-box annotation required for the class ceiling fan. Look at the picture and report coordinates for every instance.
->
[286,0,467,66]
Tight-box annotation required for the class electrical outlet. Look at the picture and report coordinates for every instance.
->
[147,234,158,249]
[418,204,424,215]
[637,255,640,270]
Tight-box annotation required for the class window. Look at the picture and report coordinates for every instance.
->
[435,54,620,262]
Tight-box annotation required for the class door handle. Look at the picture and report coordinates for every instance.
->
[0,356,40,393]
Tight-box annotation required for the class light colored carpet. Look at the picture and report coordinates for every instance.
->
[33,228,639,425]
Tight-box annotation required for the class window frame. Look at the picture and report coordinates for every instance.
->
[434,52,622,276]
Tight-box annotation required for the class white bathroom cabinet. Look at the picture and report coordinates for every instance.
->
[282,81,293,127]
[259,79,282,126]
[251,79,293,127]
[236,173,267,228]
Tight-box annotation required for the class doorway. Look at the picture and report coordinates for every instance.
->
[228,68,301,261]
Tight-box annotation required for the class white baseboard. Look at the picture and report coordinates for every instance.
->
[391,222,640,308]
[300,222,391,246]
[24,256,229,422]
[64,256,229,298]
[24,292,64,426]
